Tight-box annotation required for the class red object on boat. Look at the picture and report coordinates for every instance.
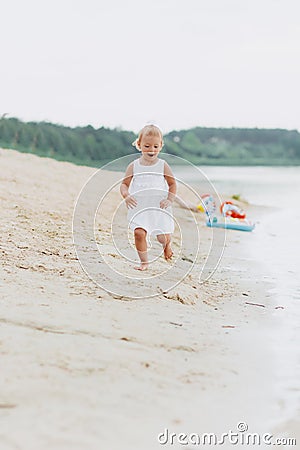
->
[220,201,246,219]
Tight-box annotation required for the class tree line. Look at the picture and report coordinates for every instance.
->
[1,116,300,166]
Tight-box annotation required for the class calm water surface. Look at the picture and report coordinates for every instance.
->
[173,165,300,293]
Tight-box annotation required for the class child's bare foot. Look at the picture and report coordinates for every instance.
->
[134,262,149,271]
[164,242,173,260]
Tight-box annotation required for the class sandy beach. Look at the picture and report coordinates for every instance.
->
[0,149,299,449]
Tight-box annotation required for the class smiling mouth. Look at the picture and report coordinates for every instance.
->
[148,153,155,157]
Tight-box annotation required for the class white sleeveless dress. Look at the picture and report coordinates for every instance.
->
[128,158,174,236]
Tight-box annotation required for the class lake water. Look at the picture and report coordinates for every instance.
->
[173,165,300,428]
[173,165,300,298]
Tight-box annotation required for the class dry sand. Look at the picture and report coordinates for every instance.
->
[0,149,298,449]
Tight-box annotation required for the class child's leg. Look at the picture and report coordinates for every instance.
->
[157,233,173,260]
[134,227,148,270]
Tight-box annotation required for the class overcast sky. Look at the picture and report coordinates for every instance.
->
[2,0,300,132]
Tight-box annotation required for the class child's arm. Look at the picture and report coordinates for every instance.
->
[161,162,177,209]
[120,162,137,209]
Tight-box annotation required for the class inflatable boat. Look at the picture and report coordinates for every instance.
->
[206,216,255,232]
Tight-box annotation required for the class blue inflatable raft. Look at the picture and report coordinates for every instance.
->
[206,217,255,232]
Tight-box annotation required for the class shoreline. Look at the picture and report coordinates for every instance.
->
[0,149,298,448]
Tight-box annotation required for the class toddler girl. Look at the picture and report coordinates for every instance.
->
[120,124,177,271]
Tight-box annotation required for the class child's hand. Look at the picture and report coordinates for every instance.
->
[125,195,137,209]
[160,199,172,209]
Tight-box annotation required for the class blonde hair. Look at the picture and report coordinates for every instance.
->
[132,124,164,150]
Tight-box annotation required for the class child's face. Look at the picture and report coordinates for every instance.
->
[138,134,163,162]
